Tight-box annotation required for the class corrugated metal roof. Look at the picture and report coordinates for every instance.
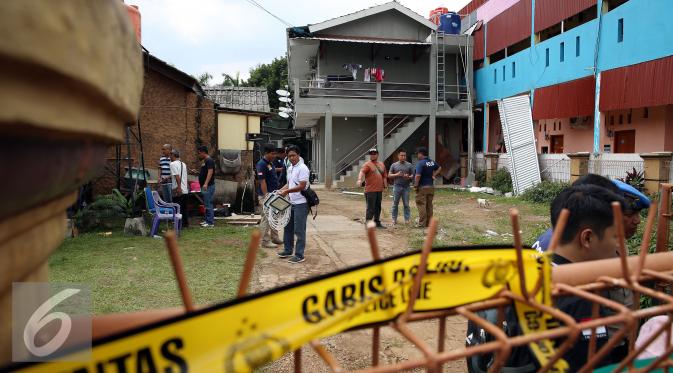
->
[473,27,485,61]
[533,76,595,120]
[204,86,270,114]
[295,36,431,45]
[486,0,531,56]
[459,0,489,16]
[600,55,673,111]
[534,0,596,33]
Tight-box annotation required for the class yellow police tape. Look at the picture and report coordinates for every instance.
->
[14,246,566,373]
[511,251,569,372]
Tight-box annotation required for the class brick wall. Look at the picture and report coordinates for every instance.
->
[92,69,218,196]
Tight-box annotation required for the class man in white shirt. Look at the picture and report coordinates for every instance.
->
[170,149,189,228]
[278,145,310,263]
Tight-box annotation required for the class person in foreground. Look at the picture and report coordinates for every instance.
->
[277,145,310,263]
[505,184,628,371]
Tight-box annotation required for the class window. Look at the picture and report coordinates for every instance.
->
[544,123,547,131]
[618,18,624,43]
[494,69,497,84]
[610,115,614,125]
[545,48,550,66]
[512,62,516,78]
[619,114,623,124]
[644,107,649,118]
[559,122,562,130]
[560,42,565,62]
[576,36,580,56]
[553,122,556,131]
[502,65,506,81]
[627,110,632,124]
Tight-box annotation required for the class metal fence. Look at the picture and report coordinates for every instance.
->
[589,158,644,180]
[539,157,571,182]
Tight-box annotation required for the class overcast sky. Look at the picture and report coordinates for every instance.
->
[126,0,471,84]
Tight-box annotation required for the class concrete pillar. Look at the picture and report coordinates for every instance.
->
[567,152,591,183]
[641,152,672,194]
[429,113,436,160]
[460,152,468,178]
[483,102,489,152]
[376,113,384,155]
[592,73,602,154]
[325,112,333,189]
[484,153,499,182]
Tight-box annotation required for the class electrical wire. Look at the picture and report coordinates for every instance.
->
[243,0,293,28]
[262,192,292,231]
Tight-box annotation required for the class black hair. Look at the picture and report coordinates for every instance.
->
[197,145,208,153]
[262,143,276,154]
[551,184,625,245]
[398,149,407,154]
[286,145,301,156]
[417,146,428,156]
[276,147,285,153]
[572,173,619,193]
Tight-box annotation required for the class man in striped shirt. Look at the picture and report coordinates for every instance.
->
[159,143,172,202]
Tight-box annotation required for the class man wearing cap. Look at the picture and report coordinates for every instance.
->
[533,174,650,252]
[413,146,442,228]
[357,148,387,228]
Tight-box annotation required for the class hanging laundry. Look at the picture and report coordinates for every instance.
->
[342,63,362,80]
[364,68,371,82]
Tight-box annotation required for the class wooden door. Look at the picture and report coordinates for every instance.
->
[550,135,564,153]
[614,130,635,153]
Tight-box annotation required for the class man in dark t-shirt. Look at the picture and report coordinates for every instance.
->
[471,185,629,372]
[197,145,215,227]
[256,144,282,248]
[413,146,441,228]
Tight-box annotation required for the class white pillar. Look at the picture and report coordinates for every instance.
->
[325,112,333,188]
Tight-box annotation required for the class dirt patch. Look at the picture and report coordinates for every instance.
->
[249,189,548,371]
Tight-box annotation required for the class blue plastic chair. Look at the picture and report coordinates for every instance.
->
[144,187,182,236]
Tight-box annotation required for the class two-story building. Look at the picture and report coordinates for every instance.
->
[463,0,673,155]
[287,1,475,188]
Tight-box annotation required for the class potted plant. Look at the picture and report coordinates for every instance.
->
[114,189,147,236]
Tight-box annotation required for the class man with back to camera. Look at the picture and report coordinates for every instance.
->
[256,143,283,248]
[388,149,414,226]
[274,147,287,187]
[467,184,628,372]
[169,149,189,228]
[277,145,310,263]
[197,145,215,228]
[356,148,387,228]
[413,146,442,228]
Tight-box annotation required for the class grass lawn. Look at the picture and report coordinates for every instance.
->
[391,188,551,248]
[49,225,257,314]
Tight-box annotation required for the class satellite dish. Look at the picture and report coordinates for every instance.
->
[278,112,290,118]
[280,107,294,113]
[276,89,290,97]
[279,97,292,103]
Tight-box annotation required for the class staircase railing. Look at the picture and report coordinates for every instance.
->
[335,115,410,177]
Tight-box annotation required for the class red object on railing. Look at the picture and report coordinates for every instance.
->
[429,7,449,25]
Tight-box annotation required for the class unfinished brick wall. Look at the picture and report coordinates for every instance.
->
[92,69,217,196]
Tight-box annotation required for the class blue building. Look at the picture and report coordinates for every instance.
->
[463,0,673,154]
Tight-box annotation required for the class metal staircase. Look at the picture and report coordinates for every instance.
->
[335,115,428,188]
[436,31,446,111]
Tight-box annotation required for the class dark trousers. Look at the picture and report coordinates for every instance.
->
[365,191,382,223]
[173,194,189,228]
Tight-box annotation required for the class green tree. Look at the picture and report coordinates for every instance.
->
[246,56,288,110]
[222,72,243,87]
[195,72,213,86]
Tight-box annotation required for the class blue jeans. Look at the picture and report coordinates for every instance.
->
[161,183,173,203]
[392,185,411,222]
[283,203,308,259]
[202,184,215,224]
